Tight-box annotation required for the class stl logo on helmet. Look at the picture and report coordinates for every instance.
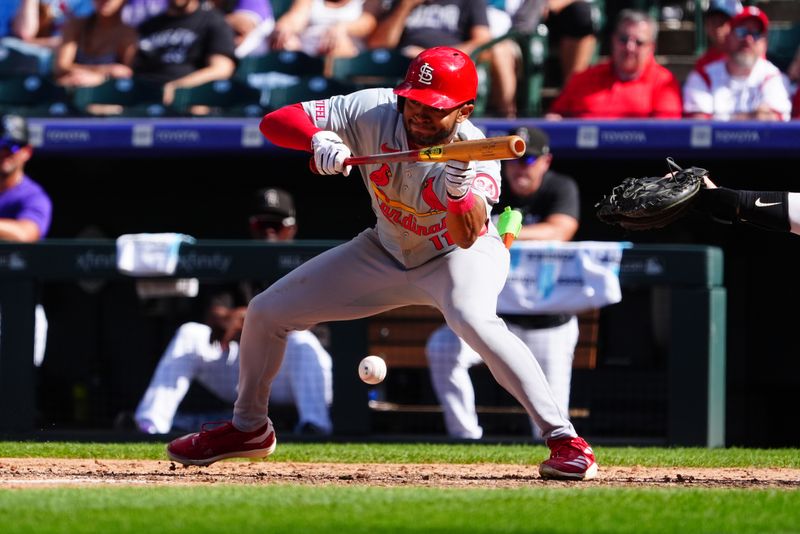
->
[418,63,434,85]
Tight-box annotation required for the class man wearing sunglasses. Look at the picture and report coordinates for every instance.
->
[692,0,742,75]
[683,6,790,121]
[545,9,681,119]
[0,114,52,242]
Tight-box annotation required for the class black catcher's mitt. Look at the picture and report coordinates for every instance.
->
[595,158,708,231]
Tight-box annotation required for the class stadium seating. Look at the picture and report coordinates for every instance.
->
[767,22,800,71]
[270,0,293,19]
[470,26,549,118]
[171,78,264,117]
[329,48,411,90]
[0,45,41,77]
[71,77,169,117]
[0,75,73,117]
[235,50,325,81]
[261,75,356,111]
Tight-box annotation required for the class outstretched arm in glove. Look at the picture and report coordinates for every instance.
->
[444,159,486,249]
[699,178,800,236]
[595,160,708,231]
[596,157,800,235]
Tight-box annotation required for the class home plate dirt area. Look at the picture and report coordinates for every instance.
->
[1,459,800,489]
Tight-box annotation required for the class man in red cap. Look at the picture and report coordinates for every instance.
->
[683,5,791,121]
[693,0,743,74]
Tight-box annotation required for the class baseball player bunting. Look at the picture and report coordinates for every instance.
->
[167,47,598,481]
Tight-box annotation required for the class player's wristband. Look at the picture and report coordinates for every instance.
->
[697,187,739,223]
[446,192,476,214]
[736,190,790,232]
[699,188,790,232]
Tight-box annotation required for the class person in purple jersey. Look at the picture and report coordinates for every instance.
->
[209,0,272,54]
[0,114,52,242]
[0,114,53,368]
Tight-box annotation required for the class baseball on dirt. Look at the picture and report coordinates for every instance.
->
[358,355,387,385]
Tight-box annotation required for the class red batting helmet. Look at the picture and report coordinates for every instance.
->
[393,47,478,109]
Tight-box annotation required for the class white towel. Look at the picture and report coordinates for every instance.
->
[116,233,196,276]
[497,241,632,315]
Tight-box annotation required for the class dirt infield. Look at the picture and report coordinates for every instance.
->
[2,458,799,489]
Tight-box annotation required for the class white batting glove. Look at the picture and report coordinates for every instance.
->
[444,159,476,199]
[311,131,352,176]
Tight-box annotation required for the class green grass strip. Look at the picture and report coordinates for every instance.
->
[1,441,800,467]
[1,485,799,534]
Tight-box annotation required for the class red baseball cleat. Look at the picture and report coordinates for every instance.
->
[539,436,598,480]
[167,419,276,467]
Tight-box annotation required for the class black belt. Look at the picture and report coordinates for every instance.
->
[501,313,573,329]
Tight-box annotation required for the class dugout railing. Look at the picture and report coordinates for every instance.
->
[0,240,725,447]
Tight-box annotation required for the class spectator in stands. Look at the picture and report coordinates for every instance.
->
[683,6,790,121]
[132,0,237,106]
[53,0,138,88]
[1,0,95,75]
[367,0,491,60]
[134,187,334,435]
[0,114,52,367]
[267,0,380,60]
[482,0,597,118]
[483,0,540,118]
[208,0,273,57]
[425,126,580,440]
[7,0,95,45]
[545,9,682,119]
[693,0,742,74]
[123,0,273,57]
[544,0,598,84]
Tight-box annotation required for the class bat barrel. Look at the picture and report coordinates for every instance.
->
[436,135,526,162]
[332,135,528,170]
[510,136,526,157]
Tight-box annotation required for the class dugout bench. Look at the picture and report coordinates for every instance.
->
[0,240,725,446]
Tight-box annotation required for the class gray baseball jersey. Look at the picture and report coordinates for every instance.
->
[232,88,577,442]
[301,88,501,268]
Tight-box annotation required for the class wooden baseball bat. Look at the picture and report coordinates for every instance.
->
[309,135,526,173]
[346,135,526,165]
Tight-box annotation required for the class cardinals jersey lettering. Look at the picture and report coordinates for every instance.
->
[301,88,501,268]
